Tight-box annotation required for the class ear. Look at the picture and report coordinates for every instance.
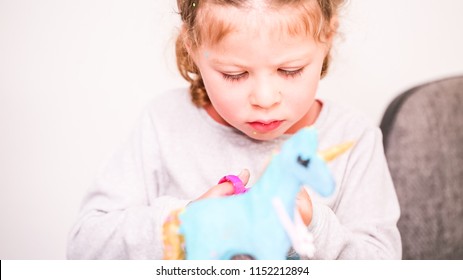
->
[177,0,182,10]
[325,15,339,47]
[179,26,192,52]
[180,25,200,65]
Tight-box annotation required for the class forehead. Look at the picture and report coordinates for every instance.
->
[194,2,322,48]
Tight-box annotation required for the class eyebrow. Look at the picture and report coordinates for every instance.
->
[209,53,314,68]
[210,58,247,68]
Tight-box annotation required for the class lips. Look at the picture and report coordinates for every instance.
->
[248,120,283,133]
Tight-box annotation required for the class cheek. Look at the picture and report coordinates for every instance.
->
[205,80,243,107]
[298,65,322,98]
[288,92,313,112]
[202,78,248,120]
[194,60,247,119]
[201,73,245,105]
[211,92,247,119]
[289,72,319,99]
[284,78,319,114]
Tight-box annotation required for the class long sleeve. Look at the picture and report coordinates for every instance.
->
[67,90,401,260]
[67,109,189,259]
[307,127,402,259]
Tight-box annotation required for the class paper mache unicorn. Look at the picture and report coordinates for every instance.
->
[163,126,353,260]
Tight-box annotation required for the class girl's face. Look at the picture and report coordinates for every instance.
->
[191,7,329,141]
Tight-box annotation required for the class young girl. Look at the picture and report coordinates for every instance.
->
[67,0,401,259]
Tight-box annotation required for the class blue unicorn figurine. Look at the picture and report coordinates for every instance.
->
[162,126,353,260]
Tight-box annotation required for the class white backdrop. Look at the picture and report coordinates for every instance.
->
[1,0,462,259]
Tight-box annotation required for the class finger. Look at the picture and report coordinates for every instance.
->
[296,188,312,226]
[238,169,250,186]
[218,182,235,196]
[195,183,234,201]
[297,188,311,201]
[207,184,234,198]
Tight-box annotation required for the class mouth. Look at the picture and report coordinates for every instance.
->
[248,120,283,133]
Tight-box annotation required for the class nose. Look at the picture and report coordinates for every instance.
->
[249,79,282,109]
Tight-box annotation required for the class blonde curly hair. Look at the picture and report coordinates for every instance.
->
[176,0,345,107]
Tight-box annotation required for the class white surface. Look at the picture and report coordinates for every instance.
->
[1,0,462,259]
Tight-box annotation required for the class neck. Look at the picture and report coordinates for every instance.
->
[285,99,322,134]
[204,104,230,127]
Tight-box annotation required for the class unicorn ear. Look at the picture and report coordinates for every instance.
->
[296,127,317,155]
[281,127,318,156]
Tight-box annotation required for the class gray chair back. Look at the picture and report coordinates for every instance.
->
[380,76,463,259]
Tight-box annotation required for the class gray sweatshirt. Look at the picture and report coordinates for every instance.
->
[67,88,401,259]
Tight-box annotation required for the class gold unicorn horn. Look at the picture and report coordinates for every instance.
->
[318,141,355,162]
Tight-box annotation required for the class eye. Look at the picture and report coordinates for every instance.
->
[278,67,304,79]
[297,155,310,168]
[222,72,248,82]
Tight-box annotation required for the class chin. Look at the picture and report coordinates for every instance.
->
[245,130,282,141]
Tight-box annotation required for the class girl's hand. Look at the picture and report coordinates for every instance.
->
[191,170,312,226]
[296,188,313,226]
[192,169,250,202]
